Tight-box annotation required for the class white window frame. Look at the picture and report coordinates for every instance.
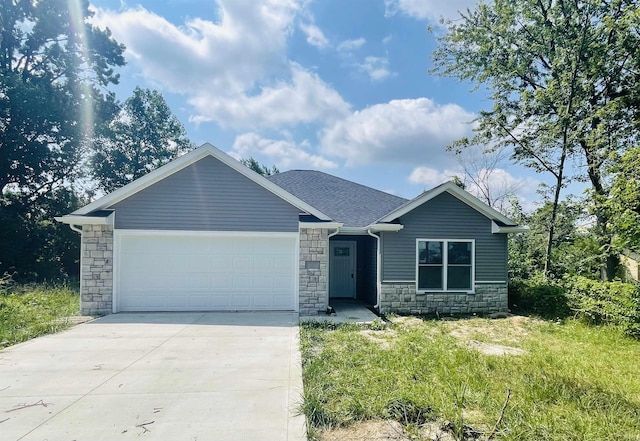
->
[416,239,475,293]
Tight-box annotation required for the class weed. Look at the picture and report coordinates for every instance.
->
[0,283,79,349]
[300,316,640,440]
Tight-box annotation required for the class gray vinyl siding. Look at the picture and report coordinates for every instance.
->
[109,156,300,231]
[381,192,508,282]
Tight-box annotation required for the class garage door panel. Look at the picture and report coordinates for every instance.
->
[231,294,251,308]
[117,233,297,311]
[188,257,212,273]
[211,256,232,273]
[273,276,294,290]
[211,294,230,308]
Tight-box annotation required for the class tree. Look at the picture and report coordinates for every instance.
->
[90,87,194,193]
[608,146,640,252]
[507,196,597,279]
[240,157,279,176]
[0,188,82,281]
[432,0,640,280]
[0,0,125,197]
[449,144,520,214]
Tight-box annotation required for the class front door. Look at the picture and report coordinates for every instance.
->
[329,241,356,298]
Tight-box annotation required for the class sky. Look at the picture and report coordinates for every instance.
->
[88,0,545,209]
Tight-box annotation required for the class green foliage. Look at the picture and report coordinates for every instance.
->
[0,189,81,282]
[508,275,571,319]
[564,276,640,338]
[240,157,280,177]
[0,0,125,194]
[90,87,194,193]
[0,284,79,349]
[508,198,599,280]
[608,146,640,251]
[300,318,640,440]
[432,0,640,280]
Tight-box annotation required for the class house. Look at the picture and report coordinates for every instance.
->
[55,143,527,316]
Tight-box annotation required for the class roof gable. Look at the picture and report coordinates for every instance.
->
[71,143,331,221]
[376,181,518,226]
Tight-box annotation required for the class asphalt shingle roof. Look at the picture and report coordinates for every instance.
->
[268,170,408,228]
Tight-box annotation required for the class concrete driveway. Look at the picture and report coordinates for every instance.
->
[0,312,306,441]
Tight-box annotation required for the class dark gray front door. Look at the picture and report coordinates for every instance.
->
[329,241,356,298]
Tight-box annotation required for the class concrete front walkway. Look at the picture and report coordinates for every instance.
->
[0,312,306,441]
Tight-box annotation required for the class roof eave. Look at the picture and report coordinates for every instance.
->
[299,221,344,230]
[491,221,529,234]
[368,223,404,232]
[54,212,115,226]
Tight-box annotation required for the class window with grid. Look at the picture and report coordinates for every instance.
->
[417,240,473,291]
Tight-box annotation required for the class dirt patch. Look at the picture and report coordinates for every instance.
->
[317,420,460,441]
[388,316,424,328]
[466,340,526,356]
[359,329,398,349]
[446,316,536,346]
[317,420,408,441]
[443,316,536,356]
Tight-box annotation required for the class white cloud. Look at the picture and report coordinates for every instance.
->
[90,1,349,130]
[188,63,350,129]
[408,166,461,186]
[91,1,298,94]
[231,132,338,169]
[320,98,475,166]
[408,166,541,213]
[337,38,366,52]
[357,56,393,81]
[299,23,329,48]
[384,0,476,23]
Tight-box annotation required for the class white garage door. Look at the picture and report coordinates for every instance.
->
[115,232,298,312]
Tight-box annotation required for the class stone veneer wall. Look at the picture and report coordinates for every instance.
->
[298,228,329,315]
[80,224,114,315]
[379,283,508,315]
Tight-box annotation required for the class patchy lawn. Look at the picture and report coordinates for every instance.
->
[300,315,640,441]
[0,284,80,349]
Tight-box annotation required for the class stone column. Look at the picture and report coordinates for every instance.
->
[80,224,113,315]
[298,228,329,315]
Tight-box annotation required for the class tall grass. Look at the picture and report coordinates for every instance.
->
[300,317,640,440]
[0,284,79,349]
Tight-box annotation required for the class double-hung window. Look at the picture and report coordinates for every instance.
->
[417,240,474,292]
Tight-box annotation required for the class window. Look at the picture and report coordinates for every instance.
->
[417,240,474,291]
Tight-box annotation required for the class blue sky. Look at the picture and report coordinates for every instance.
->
[89,0,544,209]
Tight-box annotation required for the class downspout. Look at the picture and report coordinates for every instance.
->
[326,228,340,311]
[367,229,381,311]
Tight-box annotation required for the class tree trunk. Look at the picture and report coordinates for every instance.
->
[581,140,617,281]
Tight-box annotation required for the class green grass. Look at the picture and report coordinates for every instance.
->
[0,284,80,349]
[300,316,640,440]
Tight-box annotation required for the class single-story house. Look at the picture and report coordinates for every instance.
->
[56,143,527,316]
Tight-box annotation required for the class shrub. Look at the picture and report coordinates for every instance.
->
[563,275,640,338]
[509,275,571,319]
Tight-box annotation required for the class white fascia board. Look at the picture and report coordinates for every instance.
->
[72,143,332,221]
[491,221,530,234]
[377,181,518,226]
[368,223,404,232]
[54,212,114,226]
[299,222,343,230]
